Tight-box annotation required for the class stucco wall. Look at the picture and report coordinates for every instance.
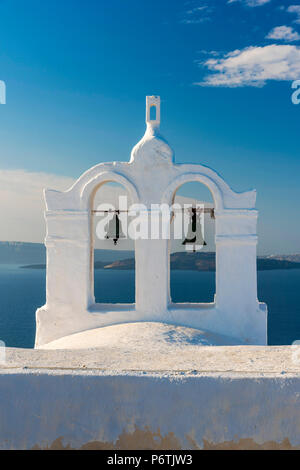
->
[1,370,300,450]
[1,343,300,450]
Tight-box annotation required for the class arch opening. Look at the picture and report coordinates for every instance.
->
[150,105,157,121]
[169,182,216,304]
[90,181,135,304]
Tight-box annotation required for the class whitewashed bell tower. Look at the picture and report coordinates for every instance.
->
[35,96,267,348]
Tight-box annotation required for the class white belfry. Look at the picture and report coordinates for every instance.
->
[35,96,267,347]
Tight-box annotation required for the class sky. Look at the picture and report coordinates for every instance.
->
[0,0,299,254]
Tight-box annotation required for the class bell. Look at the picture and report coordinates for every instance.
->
[182,208,207,251]
[105,212,126,245]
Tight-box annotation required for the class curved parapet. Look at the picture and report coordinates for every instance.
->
[80,170,140,210]
[162,165,256,211]
[44,162,136,211]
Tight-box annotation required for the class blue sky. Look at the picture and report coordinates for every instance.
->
[0,0,299,254]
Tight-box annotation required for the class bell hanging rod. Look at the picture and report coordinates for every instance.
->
[91,209,128,214]
[91,208,215,219]
[173,208,215,219]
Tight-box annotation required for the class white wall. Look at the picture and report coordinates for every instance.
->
[1,368,300,450]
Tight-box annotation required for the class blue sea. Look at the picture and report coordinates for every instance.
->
[0,264,299,348]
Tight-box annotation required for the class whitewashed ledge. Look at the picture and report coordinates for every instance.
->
[1,323,300,450]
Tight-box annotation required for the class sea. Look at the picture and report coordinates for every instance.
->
[0,264,299,348]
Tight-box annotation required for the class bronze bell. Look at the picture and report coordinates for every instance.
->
[182,208,207,251]
[105,212,126,245]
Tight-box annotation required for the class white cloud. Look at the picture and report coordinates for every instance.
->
[266,25,300,42]
[228,0,271,7]
[198,50,221,56]
[0,169,75,242]
[287,5,300,24]
[181,4,212,24]
[186,6,208,13]
[196,44,300,87]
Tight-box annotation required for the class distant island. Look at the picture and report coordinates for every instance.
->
[1,241,299,271]
[19,252,300,272]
